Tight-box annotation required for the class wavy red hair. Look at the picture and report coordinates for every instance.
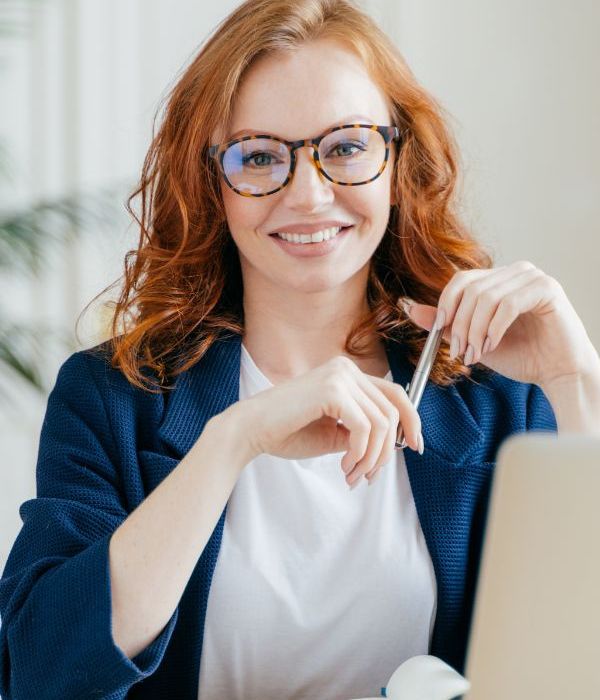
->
[82,0,494,392]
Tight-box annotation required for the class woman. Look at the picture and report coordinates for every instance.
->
[1,0,599,698]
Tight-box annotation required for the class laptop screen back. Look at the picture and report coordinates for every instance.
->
[464,432,600,699]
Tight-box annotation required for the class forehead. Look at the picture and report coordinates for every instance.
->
[224,38,392,141]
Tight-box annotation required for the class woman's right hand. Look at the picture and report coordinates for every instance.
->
[231,355,423,487]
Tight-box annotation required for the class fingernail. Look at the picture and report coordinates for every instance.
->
[349,476,362,490]
[449,334,460,360]
[464,344,474,366]
[433,308,446,331]
[482,336,491,355]
[418,432,424,455]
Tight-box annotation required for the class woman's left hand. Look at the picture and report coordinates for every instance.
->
[401,260,599,387]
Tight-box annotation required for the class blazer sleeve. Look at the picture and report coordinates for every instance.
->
[0,351,178,700]
[526,382,558,432]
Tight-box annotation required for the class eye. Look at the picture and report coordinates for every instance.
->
[328,141,366,158]
[241,151,283,168]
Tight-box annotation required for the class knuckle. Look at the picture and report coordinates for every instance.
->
[373,413,388,432]
[479,288,497,306]
[529,267,544,279]
[356,414,371,436]
[470,279,488,296]
[333,355,356,371]
[461,287,478,305]
[397,383,411,401]
[498,295,518,315]
[323,375,346,398]
[515,259,535,272]
[545,274,562,293]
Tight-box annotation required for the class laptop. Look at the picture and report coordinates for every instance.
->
[464,431,600,699]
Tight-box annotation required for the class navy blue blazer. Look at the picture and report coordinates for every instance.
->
[0,332,557,699]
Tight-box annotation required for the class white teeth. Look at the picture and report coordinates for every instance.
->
[276,226,345,244]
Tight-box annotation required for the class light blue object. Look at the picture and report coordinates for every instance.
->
[350,654,470,700]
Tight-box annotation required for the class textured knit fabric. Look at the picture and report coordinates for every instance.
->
[0,332,557,699]
[197,344,436,700]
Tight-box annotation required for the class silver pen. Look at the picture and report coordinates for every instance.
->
[394,322,444,450]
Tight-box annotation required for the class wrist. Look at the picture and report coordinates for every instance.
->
[539,361,600,436]
[206,400,259,470]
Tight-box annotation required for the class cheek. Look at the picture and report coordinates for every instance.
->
[221,187,244,228]
[345,180,392,227]
[222,187,266,236]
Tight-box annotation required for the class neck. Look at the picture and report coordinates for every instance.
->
[241,269,388,382]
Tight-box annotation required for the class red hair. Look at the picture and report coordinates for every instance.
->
[82,0,493,392]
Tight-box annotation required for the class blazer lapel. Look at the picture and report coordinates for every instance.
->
[383,336,485,464]
[157,333,244,459]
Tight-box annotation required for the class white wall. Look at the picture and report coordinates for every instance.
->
[1,0,599,570]
[378,0,600,338]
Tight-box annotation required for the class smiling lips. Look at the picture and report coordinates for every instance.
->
[274,226,344,243]
[268,219,354,236]
[269,224,352,257]
[269,220,355,246]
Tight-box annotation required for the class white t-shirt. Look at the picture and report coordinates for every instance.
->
[197,344,437,700]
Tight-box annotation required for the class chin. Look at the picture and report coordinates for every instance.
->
[284,271,353,292]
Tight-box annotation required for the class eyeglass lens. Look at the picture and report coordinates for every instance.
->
[221,126,387,195]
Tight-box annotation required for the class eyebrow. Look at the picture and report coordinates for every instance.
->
[227,114,379,141]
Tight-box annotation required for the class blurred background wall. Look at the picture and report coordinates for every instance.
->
[1,0,599,569]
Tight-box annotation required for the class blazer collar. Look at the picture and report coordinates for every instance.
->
[157,333,484,466]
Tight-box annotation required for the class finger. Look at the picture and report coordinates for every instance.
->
[368,374,422,433]
[323,358,388,478]
[353,376,399,482]
[324,360,385,478]
[326,360,421,487]
[442,264,536,360]
[437,267,504,358]
[358,372,414,468]
[361,375,422,480]
[361,375,422,447]
[343,383,391,488]
[343,373,410,486]
[483,272,557,356]
[467,267,544,363]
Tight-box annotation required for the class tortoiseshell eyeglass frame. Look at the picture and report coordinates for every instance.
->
[207,123,402,197]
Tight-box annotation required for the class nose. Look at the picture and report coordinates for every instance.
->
[282,145,334,209]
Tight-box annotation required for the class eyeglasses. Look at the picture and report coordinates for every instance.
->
[208,123,401,197]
